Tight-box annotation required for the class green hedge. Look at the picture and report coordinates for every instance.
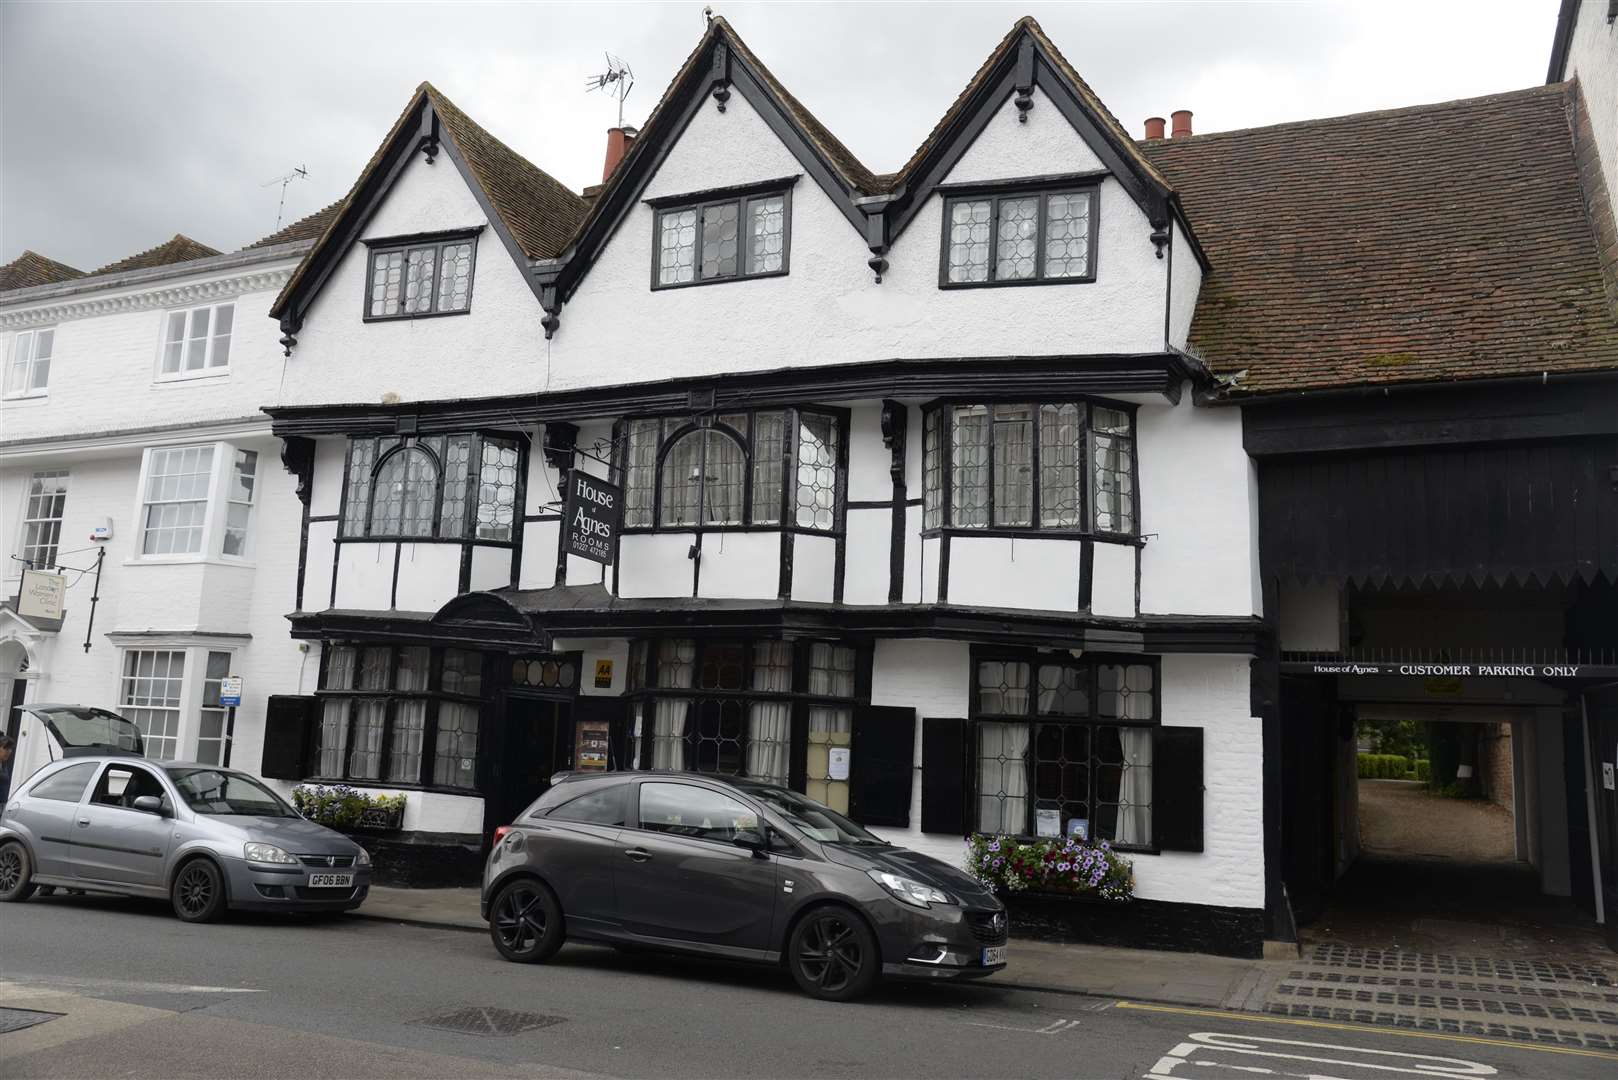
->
[1357,753,1410,779]
[1412,759,1431,783]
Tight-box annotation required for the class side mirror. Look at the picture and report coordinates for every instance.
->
[132,795,167,816]
[732,828,768,856]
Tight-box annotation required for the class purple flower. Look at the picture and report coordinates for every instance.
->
[1056,861,1070,872]
[987,839,1001,853]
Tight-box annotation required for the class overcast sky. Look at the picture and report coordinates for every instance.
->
[2,0,1562,272]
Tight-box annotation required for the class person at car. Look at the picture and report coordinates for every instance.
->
[0,735,14,807]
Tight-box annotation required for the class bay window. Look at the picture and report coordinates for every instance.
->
[115,643,239,763]
[922,400,1136,535]
[340,432,522,541]
[315,644,486,790]
[618,409,843,532]
[136,441,261,559]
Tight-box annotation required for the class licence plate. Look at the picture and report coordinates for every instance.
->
[307,873,354,888]
[982,945,1007,966]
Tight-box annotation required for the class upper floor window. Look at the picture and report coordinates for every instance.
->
[652,184,791,288]
[364,232,478,320]
[4,327,54,398]
[942,186,1095,286]
[16,470,68,570]
[136,442,259,559]
[923,401,1135,535]
[619,408,840,531]
[160,302,234,378]
[340,433,521,541]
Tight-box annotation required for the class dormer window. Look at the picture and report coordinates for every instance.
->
[363,230,479,320]
[649,179,794,289]
[941,183,1096,286]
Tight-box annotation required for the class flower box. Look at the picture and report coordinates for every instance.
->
[967,834,1135,902]
[291,784,407,832]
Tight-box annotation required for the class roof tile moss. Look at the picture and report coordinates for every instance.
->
[1144,83,1618,394]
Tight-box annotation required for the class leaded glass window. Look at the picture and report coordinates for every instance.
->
[366,234,478,318]
[922,401,1133,535]
[654,188,792,287]
[944,187,1096,285]
[620,409,839,533]
[340,433,521,540]
[971,653,1156,847]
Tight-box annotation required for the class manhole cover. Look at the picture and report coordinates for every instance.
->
[0,1007,63,1034]
[415,1006,565,1037]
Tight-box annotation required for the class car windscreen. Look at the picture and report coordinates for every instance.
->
[165,768,296,817]
[747,786,887,845]
[31,707,144,753]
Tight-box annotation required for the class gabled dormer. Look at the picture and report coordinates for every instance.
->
[269,82,587,357]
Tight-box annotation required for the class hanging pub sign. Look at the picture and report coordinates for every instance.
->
[18,569,66,622]
[562,471,622,565]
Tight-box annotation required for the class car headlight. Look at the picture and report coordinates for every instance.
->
[868,869,951,908]
[244,842,298,865]
[355,846,371,867]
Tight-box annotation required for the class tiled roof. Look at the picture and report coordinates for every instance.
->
[92,234,221,276]
[0,250,84,292]
[425,84,589,260]
[1145,84,1618,394]
[243,202,343,250]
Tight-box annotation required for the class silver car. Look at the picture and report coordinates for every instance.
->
[0,753,371,922]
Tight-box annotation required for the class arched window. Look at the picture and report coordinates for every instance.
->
[660,427,745,527]
[371,446,438,537]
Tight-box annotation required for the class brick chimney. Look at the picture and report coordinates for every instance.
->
[1170,110,1193,139]
[1144,116,1166,140]
[602,126,638,182]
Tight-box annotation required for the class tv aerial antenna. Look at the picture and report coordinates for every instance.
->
[261,165,309,231]
[585,54,634,127]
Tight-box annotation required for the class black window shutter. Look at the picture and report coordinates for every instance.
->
[920,716,970,835]
[848,705,916,828]
[1153,725,1204,852]
[261,695,317,781]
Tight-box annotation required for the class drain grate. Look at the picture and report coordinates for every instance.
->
[0,1008,63,1035]
[415,1006,566,1037]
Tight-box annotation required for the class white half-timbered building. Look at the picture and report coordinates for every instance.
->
[260,17,1266,948]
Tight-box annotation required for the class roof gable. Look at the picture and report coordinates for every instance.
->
[269,82,587,350]
[92,234,220,276]
[0,250,84,293]
[1144,83,1618,394]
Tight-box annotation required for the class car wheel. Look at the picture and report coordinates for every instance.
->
[0,842,37,903]
[489,878,564,963]
[788,906,880,1002]
[171,859,227,923]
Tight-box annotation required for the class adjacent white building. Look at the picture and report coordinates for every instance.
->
[1,218,331,784]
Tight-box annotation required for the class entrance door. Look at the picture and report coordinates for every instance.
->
[1584,686,1618,950]
[496,697,566,827]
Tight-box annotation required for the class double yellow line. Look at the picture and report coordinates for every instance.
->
[1113,1000,1618,1063]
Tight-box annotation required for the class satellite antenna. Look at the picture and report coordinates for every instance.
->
[585,54,634,127]
[261,165,309,231]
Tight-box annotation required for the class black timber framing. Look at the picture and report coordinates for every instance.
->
[267,354,1199,439]
[288,602,1266,656]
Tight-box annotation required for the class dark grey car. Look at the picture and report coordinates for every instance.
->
[0,752,371,921]
[480,771,1007,1001]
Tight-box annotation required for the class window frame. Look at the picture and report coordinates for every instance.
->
[156,301,235,382]
[921,397,1139,539]
[615,407,847,536]
[14,469,69,571]
[4,326,55,399]
[114,644,241,763]
[311,643,496,794]
[361,228,481,322]
[337,431,525,544]
[132,440,262,563]
[937,178,1100,289]
[648,178,795,290]
[967,647,1160,853]
[623,636,870,793]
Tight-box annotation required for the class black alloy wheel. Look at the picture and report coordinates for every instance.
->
[0,842,36,902]
[789,907,880,1001]
[489,879,564,963]
[171,859,226,923]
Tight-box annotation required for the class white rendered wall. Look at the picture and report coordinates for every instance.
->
[1566,0,1618,212]
[696,532,779,600]
[1137,397,1259,617]
[790,534,836,603]
[948,536,1082,612]
[1090,541,1136,617]
[868,639,973,866]
[842,509,889,605]
[1167,221,1203,350]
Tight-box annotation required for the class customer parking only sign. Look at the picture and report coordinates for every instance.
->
[563,472,622,565]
